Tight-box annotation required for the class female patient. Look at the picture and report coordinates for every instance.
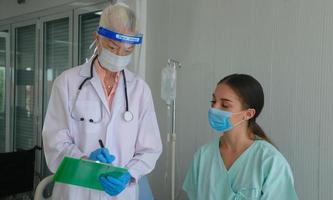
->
[183,74,298,200]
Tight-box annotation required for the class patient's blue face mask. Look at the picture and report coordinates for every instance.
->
[208,108,245,133]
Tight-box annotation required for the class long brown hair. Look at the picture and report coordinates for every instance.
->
[218,74,272,144]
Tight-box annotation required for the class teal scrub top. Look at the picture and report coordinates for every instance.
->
[183,139,298,200]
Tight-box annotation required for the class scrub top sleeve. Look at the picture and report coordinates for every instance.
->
[261,156,298,200]
[42,75,85,173]
[183,151,199,200]
[125,86,162,182]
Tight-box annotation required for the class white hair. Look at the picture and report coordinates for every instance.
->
[99,2,137,33]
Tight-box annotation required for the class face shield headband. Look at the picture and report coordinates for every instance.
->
[97,26,143,45]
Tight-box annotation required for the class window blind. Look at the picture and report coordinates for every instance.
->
[0,36,6,152]
[44,17,70,105]
[14,25,36,150]
[78,12,100,64]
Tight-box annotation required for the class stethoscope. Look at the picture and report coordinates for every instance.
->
[70,55,133,123]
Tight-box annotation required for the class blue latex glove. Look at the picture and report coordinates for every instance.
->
[89,148,115,163]
[99,172,132,196]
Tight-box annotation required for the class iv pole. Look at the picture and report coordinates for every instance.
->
[167,59,181,200]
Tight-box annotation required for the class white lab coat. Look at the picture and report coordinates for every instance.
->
[42,60,162,200]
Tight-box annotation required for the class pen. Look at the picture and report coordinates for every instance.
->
[99,139,104,148]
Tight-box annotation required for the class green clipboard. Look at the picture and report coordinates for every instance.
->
[53,156,128,191]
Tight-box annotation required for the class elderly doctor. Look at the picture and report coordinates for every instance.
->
[42,3,162,200]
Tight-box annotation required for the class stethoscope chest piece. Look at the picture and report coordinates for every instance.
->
[124,111,133,122]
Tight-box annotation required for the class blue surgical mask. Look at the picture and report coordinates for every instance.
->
[98,48,132,72]
[208,108,244,133]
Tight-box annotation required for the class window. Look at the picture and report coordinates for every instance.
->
[41,15,72,177]
[78,12,100,64]
[14,24,37,150]
[0,31,9,152]
[43,17,71,110]
[0,38,5,113]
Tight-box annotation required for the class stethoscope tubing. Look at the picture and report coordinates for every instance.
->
[71,55,132,123]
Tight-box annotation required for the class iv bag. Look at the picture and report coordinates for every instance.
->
[161,65,177,105]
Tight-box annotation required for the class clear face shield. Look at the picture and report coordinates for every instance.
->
[96,27,143,75]
[85,2,144,77]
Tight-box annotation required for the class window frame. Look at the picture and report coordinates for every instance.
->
[38,12,73,177]
[39,11,73,125]
[11,19,39,151]
[0,26,11,152]
[73,2,107,67]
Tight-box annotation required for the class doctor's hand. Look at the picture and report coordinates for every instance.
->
[99,172,132,196]
[89,148,115,163]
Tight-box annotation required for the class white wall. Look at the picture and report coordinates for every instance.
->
[146,0,333,199]
[146,0,171,198]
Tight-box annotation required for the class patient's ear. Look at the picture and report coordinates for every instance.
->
[245,108,256,120]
